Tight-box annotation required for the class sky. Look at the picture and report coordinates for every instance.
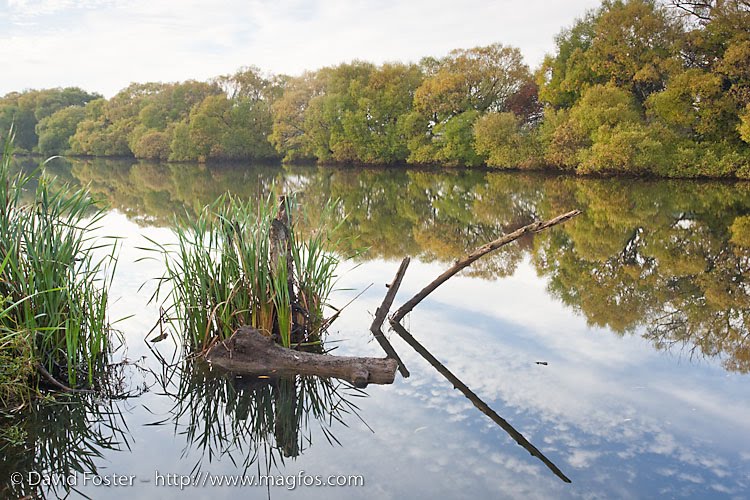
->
[1,0,602,98]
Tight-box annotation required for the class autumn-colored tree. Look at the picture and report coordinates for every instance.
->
[405,43,531,166]
[538,0,682,106]
[270,72,327,161]
[473,112,542,168]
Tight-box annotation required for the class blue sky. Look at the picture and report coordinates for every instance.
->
[2,0,601,97]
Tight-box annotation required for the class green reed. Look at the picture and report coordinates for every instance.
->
[149,192,345,350]
[0,129,118,391]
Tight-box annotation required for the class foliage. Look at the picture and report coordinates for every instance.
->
[646,68,738,141]
[538,0,682,106]
[148,193,345,351]
[474,112,542,168]
[3,0,750,175]
[536,0,750,177]
[36,106,87,155]
[0,131,118,388]
[0,88,100,153]
[404,43,532,165]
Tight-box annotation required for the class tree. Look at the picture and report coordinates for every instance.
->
[221,98,277,160]
[270,72,326,161]
[536,10,598,109]
[405,43,531,165]
[188,94,229,160]
[339,63,423,163]
[538,0,683,107]
[473,112,542,168]
[544,84,649,171]
[0,87,98,152]
[36,106,87,155]
[646,68,738,141]
[131,130,171,160]
[740,105,750,143]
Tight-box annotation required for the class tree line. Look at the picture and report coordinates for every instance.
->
[2,0,749,177]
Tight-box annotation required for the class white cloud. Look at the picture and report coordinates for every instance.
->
[1,0,602,96]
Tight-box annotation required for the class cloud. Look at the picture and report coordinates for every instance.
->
[1,0,603,96]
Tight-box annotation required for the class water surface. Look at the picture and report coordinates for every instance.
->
[2,158,750,499]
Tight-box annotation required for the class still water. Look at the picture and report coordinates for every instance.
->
[2,158,750,499]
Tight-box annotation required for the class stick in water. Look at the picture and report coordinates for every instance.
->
[369,257,411,377]
[391,210,581,323]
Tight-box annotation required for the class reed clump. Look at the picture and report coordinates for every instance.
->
[150,192,347,351]
[0,129,118,397]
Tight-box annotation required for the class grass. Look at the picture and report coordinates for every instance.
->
[147,191,348,351]
[0,127,118,395]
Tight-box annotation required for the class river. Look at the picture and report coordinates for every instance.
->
[2,157,749,499]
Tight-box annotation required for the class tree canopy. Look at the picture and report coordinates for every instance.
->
[4,0,750,177]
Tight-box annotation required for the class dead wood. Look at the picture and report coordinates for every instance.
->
[206,326,398,388]
[369,257,411,377]
[391,210,582,323]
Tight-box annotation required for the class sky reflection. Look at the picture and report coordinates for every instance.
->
[18,185,750,499]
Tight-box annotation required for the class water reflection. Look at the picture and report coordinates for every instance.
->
[51,157,750,375]
[152,357,369,475]
[0,395,130,499]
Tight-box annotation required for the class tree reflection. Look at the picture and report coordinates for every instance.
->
[64,158,750,373]
[535,179,750,374]
[0,395,131,499]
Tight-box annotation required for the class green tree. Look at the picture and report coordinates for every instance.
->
[36,106,87,155]
[646,68,738,141]
[0,88,98,152]
[474,112,542,168]
[188,94,229,160]
[270,72,326,161]
[131,130,172,160]
[740,104,750,143]
[543,84,663,172]
[405,43,531,165]
[339,63,423,163]
[538,0,682,107]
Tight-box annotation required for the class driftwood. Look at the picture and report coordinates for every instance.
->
[391,210,582,323]
[206,327,398,388]
[369,257,411,378]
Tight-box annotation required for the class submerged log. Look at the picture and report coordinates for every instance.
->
[206,326,398,388]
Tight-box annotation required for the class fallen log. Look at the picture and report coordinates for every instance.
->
[206,326,398,388]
